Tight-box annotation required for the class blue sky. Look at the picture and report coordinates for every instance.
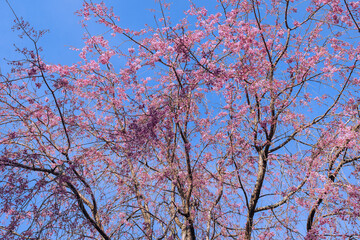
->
[1,0,82,67]
[0,0,192,69]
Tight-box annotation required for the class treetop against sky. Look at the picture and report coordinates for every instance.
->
[1,0,360,239]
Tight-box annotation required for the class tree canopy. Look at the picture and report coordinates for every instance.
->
[1,0,360,239]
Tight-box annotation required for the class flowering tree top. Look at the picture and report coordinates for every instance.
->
[1,0,360,239]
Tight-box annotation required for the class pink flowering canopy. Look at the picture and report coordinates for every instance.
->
[1,0,360,239]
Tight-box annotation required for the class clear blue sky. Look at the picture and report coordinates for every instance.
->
[0,0,192,69]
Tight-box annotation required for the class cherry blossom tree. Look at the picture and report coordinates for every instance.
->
[1,0,360,239]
